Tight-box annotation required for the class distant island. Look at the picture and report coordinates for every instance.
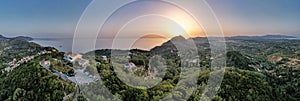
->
[0,35,33,41]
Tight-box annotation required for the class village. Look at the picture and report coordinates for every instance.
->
[39,52,99,85]
[3,49,53,73]
[1,47,168,86]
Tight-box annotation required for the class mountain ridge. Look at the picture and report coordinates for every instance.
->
[227,35,296,40]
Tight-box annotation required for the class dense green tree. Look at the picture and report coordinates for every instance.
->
[227,51,255,71]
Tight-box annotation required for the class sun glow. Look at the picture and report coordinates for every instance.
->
[164,8,204,38]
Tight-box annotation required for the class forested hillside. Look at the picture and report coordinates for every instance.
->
[0,35,76,100]
[81,36,299,100]
[1,35,299,100]
[0,35,44,68]
[0,54,76,100]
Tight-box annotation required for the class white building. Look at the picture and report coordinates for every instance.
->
[64,52,82,62]
[77,58,89,67]
[40,60,51,69]
[125,62,136,69]
[102,56,107,61]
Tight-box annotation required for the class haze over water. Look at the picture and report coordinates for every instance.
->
[31,37,168,53]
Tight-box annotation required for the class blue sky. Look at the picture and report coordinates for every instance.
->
[0,0,91,38]
[0,0,299,38]
[207,0,300,36]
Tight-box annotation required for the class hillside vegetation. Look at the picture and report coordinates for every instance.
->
[1,35,299,100]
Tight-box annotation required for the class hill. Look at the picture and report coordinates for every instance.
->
[1,34,299,100]
[0,54,75,100]
[0,35,76,100]
[0,35,57,70]
[83,35,299,100]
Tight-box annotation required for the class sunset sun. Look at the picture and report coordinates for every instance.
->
[164,8,204,38]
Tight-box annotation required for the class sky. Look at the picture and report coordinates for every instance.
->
[0,0,299,38]
[207,0,300,36]
[0,0,91,38]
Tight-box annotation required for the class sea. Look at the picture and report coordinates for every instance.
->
[31,36,300,53]
[31,38,115,53]
[30,37,167,53]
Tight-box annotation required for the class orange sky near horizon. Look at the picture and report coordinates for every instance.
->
[114,13,205,50]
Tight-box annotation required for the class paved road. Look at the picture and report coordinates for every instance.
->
[68,69,96,84]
